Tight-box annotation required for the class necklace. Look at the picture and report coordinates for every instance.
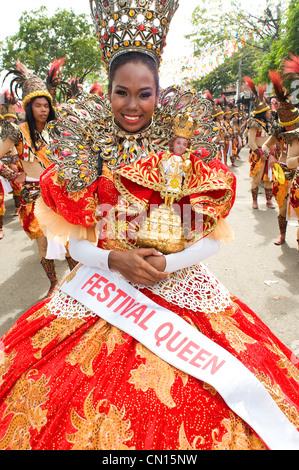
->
[101,118,154,172]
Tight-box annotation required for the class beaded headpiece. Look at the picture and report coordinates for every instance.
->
[90,0,179,69]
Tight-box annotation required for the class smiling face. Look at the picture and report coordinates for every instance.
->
[108,61,159,133]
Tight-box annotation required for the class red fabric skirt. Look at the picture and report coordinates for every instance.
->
[0,283,298,450]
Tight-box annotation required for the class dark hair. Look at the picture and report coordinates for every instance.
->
[108,51,159,95]
[25,96,56,150]
[254,110,270,131]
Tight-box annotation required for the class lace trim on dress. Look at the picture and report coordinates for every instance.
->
[145,263,232,314]
[48,263,231,320]
[48,290,96,320]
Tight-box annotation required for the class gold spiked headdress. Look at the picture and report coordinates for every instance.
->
[90,0,179,69]
[173,110,198,140]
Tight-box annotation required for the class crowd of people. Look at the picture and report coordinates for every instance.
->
[0,0,299,451]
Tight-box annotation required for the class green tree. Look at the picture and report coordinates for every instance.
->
[188,0,286,56]
[186,0,298,92]
[190,46,257,96]
[256,0,299,82]
[0,7,105,91]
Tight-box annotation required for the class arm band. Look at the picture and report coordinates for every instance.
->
[165,238,221,273]
[68,238,111,271]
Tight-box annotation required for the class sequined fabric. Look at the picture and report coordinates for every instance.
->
[0,158,298,450]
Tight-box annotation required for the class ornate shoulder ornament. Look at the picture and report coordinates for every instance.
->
[45,86,217,193]
[280,128,299,144]
[269,121,285,139]
[247,116,266,130]
[0,120,21,145]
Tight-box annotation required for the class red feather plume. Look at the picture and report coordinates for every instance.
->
[243,76,257,95]
[90,82,103,96]
[257,84,266,99]
[283,54,299,77]
[49,57,66,79]
[269,70,289,102]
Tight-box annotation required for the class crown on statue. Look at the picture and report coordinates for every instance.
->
[173,110,198,140]
[90,0,179,68]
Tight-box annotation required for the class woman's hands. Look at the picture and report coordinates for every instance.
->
[108,248,168,286]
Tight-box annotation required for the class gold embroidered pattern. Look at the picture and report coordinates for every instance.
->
[66,390,135,450]
[212,412,266,450]
[255,370,299,429]
[178,422,205,450]
[203,303,257,354]
[265,341,299,384]
[30,312,85,359]
[129,343,188,408]
[65,320,126,376]
[0,349,16,387]
[0,370,50,450]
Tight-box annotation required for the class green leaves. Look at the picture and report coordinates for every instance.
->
[0,7,105,91]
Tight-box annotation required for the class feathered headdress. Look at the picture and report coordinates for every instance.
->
[64,70,92,101]
[46,57,67,105]
[0,90,19,120]
[90,82,103,97]
[269,69,299,127]
[243,76,270,115]
[5,60,54,108]
[204,92,223,118]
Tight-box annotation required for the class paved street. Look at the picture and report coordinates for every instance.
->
[0,146,298,356]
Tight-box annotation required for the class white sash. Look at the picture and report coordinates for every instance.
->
[60,265,299,450]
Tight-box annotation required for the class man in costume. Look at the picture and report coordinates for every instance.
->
[0,91,22,215]
[262,70,299,246]
[0,60,77,296]
[282,55,299,250]
[244,76,275,209]
[222,97,238,167]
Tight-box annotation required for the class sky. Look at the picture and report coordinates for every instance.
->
[0,0,269,87]
[0,0,199,59]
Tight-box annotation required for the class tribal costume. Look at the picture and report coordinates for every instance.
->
[265,68,299,247]
[0,59,77,295]
[244,77,275,209]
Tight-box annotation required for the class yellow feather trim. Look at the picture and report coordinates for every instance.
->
[208,217,234,244]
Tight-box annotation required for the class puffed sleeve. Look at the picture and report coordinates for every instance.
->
[35,164,99,245]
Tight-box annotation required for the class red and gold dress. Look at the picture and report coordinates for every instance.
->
[0,146,299,450]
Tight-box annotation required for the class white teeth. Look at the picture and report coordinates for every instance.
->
[124,115,140,121]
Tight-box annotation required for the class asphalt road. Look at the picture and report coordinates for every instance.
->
[0,146,298,357]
